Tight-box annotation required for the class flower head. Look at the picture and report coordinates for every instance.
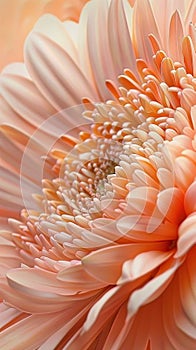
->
[0,0,196,349]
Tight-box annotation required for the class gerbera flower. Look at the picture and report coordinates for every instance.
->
[0,0,196,349]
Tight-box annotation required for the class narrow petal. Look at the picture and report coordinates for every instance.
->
[132,0,161,65]
[169,10,184,62]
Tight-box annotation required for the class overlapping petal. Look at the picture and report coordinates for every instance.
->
[0,0,90,71]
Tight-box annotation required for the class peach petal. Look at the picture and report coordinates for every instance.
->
[169,10,184,62]
[24,32,98,110]
[66,285,131,349]
[162,266,196,349]
[108,0,136,76]
[157,187,185,224]
[184,181,196,215]
[126,257,181,320]
[66,273,151,349]
[180,88,196,113]
[126,186,158,215]
[0,311,67,350]
[0,279,68,314]
[82,242,169,284]
[174,155,196,191]
[0,303,24,330]
[32,14,78,60]
[175,214,196,258]
[118,250,174,283]
[191,106,196,130]
[82,0,115,100]
[182,35,195,75]
[0,72,56,127]
[38,297,96,350]
[117,214,177,237]
[91,218,130,243]
[6,268,71,296]
[132,0,161,64]
[57,263,106,292]
[0,94,34,134]
[0,0,89,71]
[179,247,196,327]
[102,302,127,349]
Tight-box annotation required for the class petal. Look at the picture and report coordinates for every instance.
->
[108,0,137,75]
[103,302,128,349]
[0,303,26,331]
[66,273,151,349]
[57,263,106,292]
[0,266,98,314]
[25,29,98,110]
[157,187,185,224]
[169,10,184,62]
[184,180,196,215]
[116,215,177,240]
[0,69,56,128]
[82,242,170,284]
[38,297,97,350]
[81,0,115,100]
[132,0,161,65]
[175,214,196,258]
[126,257,181,320]
[118,250,174,284]
[162,253,196,349]
[32,14,78,60]
[0,0,88,71]
[0,311,66,350]
[179,247,196,328]
[65,285,129,349]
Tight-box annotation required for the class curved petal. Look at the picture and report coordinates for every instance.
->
[24,29,99,110]
[0,311,66,350]
[80,0,115,100]
[0,69,56,128]
[82,242,170,284]
[0,0,89,71]
[176,213,196,258]
[132,0,161,65]
[57,263,106,292]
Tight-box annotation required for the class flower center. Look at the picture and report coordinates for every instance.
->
[58,137,122,219]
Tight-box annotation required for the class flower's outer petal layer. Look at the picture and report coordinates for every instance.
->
[0,303,27,331]
[0,310,76,350]
[132,0,161,65]
[0,267,101,314]
[0,65,56,128]
[0,232,21,275]
[0,105,89,217]
[0,0,89,71]
[78,0,115,101]
[24,20,99,109]
[79,0,136,100]
[110,253,196,349]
